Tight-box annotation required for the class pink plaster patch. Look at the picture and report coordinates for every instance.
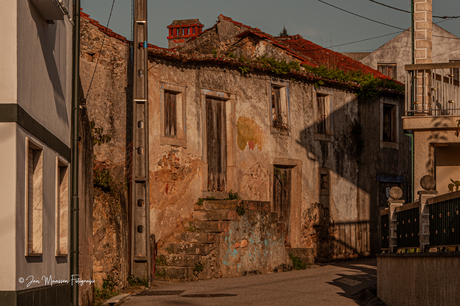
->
[248,140,255,150]
[235,243,241,248]
[241,239,248,248]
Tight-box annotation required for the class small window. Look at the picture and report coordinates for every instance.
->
[316,93,331,135]
[56,159,69,256]
[378,64,397,79]
[382,104,396,142]
[270,83,289,132]
[26,139,43,256]
[193,27,195,35]
[160,83,186,147]
[319,168,330,196]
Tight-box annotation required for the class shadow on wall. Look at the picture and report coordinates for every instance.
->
[29,3,69,126]
[295,94,409,259]
[302,202,370,262]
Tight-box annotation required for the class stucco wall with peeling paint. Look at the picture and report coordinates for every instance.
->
[147,56,409,262]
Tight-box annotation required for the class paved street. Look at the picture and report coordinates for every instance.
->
[118,259,378,306]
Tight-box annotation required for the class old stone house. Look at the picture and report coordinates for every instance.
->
[80,12,410,284]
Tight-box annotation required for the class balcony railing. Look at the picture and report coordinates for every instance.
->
[405,62,460,116]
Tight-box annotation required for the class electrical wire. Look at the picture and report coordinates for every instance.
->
[318,0,406,31]
[85,0,117,101]
[369,0,460,19]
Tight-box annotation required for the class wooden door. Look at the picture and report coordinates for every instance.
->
[206,98,227,192]
[273,166,292,246]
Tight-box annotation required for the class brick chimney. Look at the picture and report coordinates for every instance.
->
[414,0,432,64]
[167,19,203,49]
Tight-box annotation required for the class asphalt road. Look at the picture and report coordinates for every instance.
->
[117,258,378,306]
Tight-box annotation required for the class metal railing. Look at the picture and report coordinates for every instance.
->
[396,202,419,249]
[405,62,460,116]
[429,195,460,247]
[381,190,460,252]
[381,212,389,250]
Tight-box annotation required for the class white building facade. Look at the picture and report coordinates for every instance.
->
[0,0,73,304]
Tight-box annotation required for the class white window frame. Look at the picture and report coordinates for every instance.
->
[25,137,44,256]
[314,88,334,142]
[269,79,290,134]
[55,157,69,257]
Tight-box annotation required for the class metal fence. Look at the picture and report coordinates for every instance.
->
[380,213,389,250]
[429,196,460,247]
[396,203,419,249]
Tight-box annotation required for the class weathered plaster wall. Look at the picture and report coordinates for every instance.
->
[218,209,291,277]
[148,58,389,261]
[80,15,130,289]
[359,95,411,254]
[360,25,460,82]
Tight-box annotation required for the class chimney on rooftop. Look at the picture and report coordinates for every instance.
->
[167,19,204,49]
[414,0,432,64]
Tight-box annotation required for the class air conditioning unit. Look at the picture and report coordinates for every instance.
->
[30,0,67,21]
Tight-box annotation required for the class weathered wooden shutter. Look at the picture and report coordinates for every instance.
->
[317,94,327,134]
[206,98,227,192]
[272,86,281,126]
[164,91,177,137]
[273,166,292,246]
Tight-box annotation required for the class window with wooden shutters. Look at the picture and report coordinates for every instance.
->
[316,93,331,135]
[56,158,68,256]
[382,104,396,142]
[270,83,289,132]
[160,83,186,147]
[164,91,177,138]
[206,98,227,192]
[26,139,43,256]
[273,166,292,247]
[378,63,397,80]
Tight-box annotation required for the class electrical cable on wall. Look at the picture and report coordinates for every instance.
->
[85,0,117,101]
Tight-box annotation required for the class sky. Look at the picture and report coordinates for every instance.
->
[80,0,460,53]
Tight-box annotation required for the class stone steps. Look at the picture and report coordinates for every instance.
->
[155,199,308,281]
[164,242,213,255]
[182,220,231,233]
[156,254,201,267]
[192,209,239,221]
[174,232,217,244]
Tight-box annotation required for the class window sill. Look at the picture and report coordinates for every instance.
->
[381,141,399,150]
[160,136,187,148]
[55,254,68,258]
[270,126,290,136]
[314,133,334,142]
[26,253,43,257]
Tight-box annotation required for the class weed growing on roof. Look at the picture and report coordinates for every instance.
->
[257,55,300,75]
[302,64,404,98]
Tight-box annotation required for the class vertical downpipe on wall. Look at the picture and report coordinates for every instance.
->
[405,132,414,202]
[71,0,80,305]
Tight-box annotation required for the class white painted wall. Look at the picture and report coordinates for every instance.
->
[15,126,70,290]
[16,0,72,147]
[0,124,17,291]
[360,25,460,82]
[0,0,17,104]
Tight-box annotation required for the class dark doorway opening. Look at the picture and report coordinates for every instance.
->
[273,165,292,247]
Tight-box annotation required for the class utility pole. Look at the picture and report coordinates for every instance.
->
[131,0,151,281]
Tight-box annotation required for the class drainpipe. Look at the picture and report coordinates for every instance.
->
[405,132,414,203]
[70,0,80,305]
